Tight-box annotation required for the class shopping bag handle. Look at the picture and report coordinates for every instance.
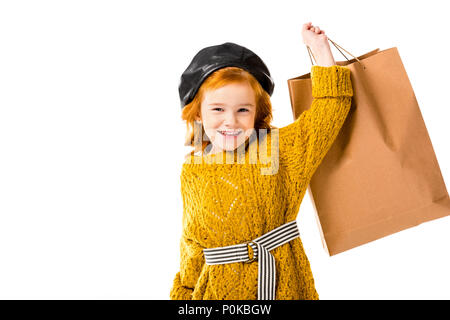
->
[307,37,366,69]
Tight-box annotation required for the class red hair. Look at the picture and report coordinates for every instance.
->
[181,66,277,158]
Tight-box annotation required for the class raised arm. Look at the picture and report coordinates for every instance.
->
[278,22,353,190]
[279,65,353,183]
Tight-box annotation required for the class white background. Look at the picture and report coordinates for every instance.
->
[0,0,449,299]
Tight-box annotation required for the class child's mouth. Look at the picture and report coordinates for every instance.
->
[218,130,242,138]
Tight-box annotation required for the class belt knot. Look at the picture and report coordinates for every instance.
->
[203,220,300,300]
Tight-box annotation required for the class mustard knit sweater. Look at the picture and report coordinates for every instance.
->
[170,65,354,300]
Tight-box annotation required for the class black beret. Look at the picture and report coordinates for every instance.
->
[178,42,275,109]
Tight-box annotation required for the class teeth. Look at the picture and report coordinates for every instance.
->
[219,130,241,136]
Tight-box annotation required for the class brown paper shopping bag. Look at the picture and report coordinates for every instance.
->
[287,39,450,256]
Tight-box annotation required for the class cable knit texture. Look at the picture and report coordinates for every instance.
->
[170,65,353,300]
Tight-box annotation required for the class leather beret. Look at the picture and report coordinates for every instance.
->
[178,42,275,108]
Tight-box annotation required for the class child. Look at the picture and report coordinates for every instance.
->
[170,22,353,300]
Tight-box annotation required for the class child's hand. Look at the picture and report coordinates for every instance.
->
[301,22,328,50]
[301,22,336,67]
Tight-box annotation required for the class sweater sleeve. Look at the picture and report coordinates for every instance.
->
[279,65,353,183]
[169,178,206,300]
[169,235,205,300]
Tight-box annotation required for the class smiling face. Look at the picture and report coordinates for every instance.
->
[197,82,256,154]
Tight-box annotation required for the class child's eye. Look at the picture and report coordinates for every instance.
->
[212,108,248,112]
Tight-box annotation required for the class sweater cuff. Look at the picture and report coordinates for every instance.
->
[170,272,193,300]
[311,65,353,98]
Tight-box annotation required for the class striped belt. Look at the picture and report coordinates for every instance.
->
[203,220,300,300]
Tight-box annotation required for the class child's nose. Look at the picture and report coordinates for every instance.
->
[224,113,238,126]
